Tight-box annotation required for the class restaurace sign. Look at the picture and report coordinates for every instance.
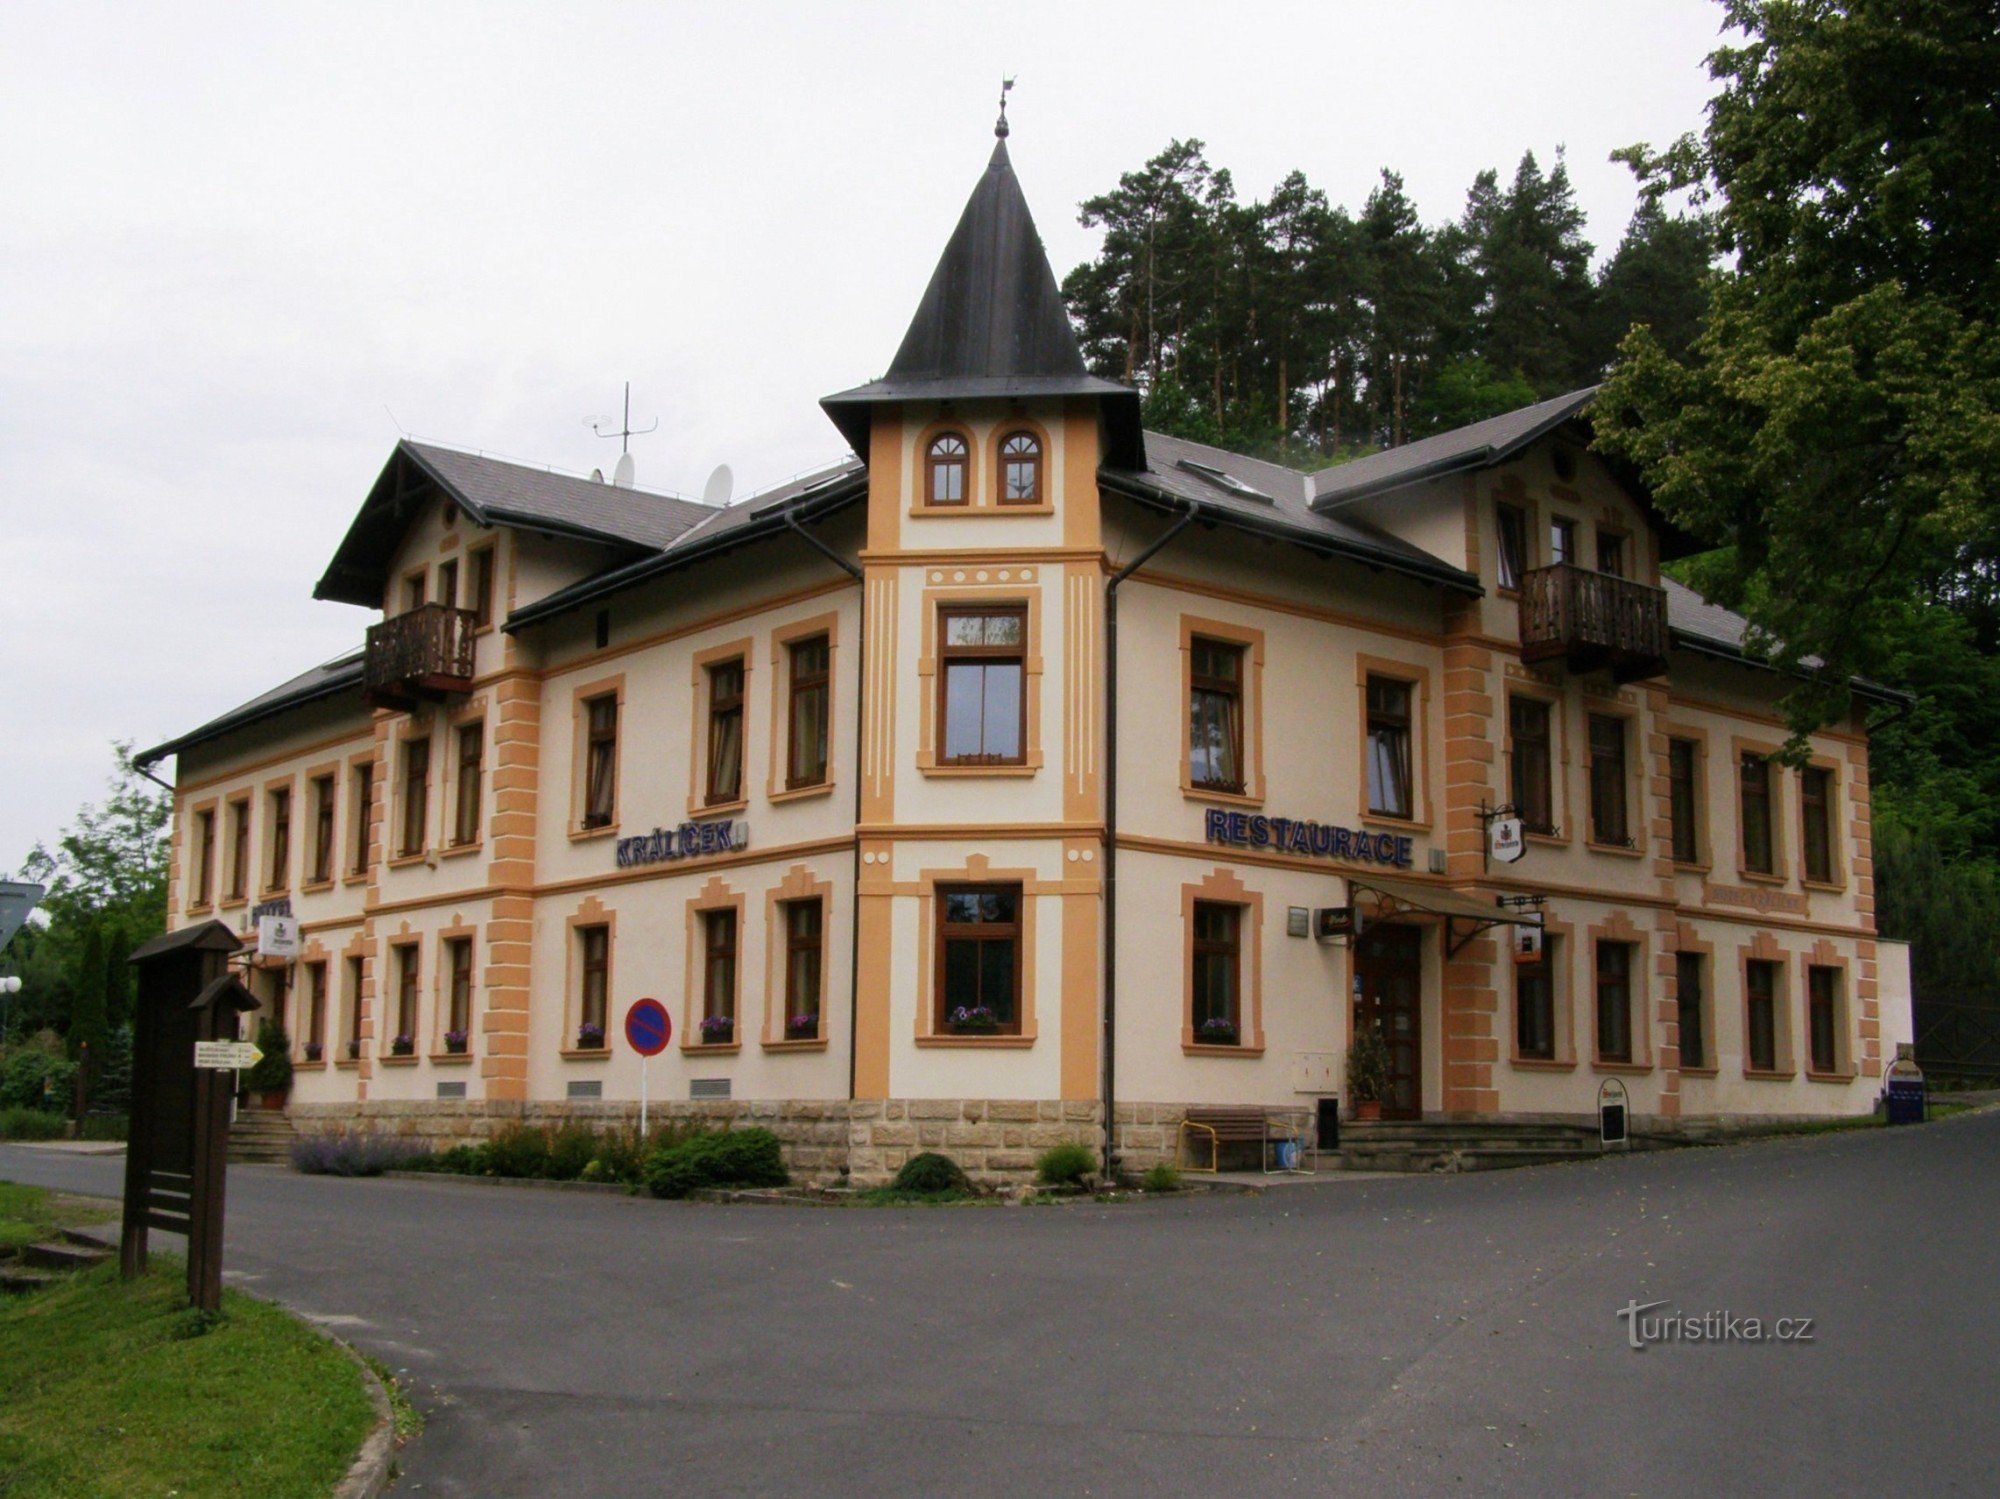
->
[616,819,751,869]
[1203,809,1415,869]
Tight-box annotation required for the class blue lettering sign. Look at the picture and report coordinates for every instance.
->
[613,820,750,871]
[1203,810,1415,870]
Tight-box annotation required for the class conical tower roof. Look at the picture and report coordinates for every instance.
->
[823,135,1140,465]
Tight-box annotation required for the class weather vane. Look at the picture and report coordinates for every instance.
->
[996,76,1015,139]
[589,381,658,454]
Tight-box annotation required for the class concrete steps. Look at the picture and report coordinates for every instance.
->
[21,1240,110,1273]
[1339,1120,1611,1173]
[229,1108,299,1166]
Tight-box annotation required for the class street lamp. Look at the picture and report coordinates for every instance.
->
[0,973,20,1045]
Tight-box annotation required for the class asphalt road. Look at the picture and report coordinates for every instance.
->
[6,1114,1998,1497]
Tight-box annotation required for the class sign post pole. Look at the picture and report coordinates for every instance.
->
[624,998,671,1138]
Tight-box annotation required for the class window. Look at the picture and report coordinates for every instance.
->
[1496,503,1528,590]
[925,432,968,506]
[1597,531,1626,578]
[403,571,426,613]
[445,936,473,1045]
[310,775,336,884]
[577,925,609,1043]
[453,723,483,846]
[437,558,459,609]
[192,808,215,908]
[998,431,1042,504]
[706,658,746,804]
[1365,676,1413,819]
[1596,940,1634,1063]
[1668,739,1701,864]
[939,606,1026,765]
[349,763,373,877]
[582,695,618,829]
[1189,638,1245,793]
[783,899,824,1039]
[468,546,496,628]
[1516,935,1558,1060]
[1808,967,1840,1073]
[266,787,290,891]
[1509,697,1554,834]
[399,738,430,856]
[1550,516,1578,566]
[1740,753,1774,874]
[1801,766,1834,883]
[303,960,327,1055]
[393,945,420,1051]
[701,909,737,1041]
[786,636,830,788]
[1588,715,1629,846]
[936,884,1021,1033]
[1191,901,1242,1044]
[226,798,250,901]
[1746,959,1779,1071]
[1676,951,1706,1069]
[344,956,364,1056]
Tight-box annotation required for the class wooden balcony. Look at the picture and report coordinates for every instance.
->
[1519,564,1669,683]
[364,603,476,710]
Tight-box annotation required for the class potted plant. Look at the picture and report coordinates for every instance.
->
[699,1014,735,1045]
[1197,1015,1239,1046]
[241,1018,293,1107]
[948,1005,1000,1035]
[575,1021,605,1051]
[302,1041,323,1063]
[346,1038,361,1061]
[785,1012,818,1041]
[1347,1024,1390,1122]
[391,1033,415,1057]
[444,1029,469,1055]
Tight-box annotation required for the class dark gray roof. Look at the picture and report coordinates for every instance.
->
[1665,578,1909,705]
[1100,431,1481,595]
[135,649,364,767]
[821,138,1143,467]
[1311,388,1598,509]
[315,441,716,607]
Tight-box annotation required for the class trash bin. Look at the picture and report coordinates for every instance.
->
[1275,1140,1301,1171]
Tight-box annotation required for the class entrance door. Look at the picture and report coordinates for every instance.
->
[1354,924,1423,1120]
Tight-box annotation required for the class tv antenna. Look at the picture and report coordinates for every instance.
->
[590,381,658,454]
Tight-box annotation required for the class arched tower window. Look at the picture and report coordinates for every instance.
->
[998,431,1042,505]
[925,433,969,506]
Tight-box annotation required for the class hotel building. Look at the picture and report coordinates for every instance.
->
[139,126,1912,1180]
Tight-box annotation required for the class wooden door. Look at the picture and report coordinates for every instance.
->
[1354,924,1424,1120]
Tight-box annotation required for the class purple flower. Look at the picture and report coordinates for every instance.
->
[949,1006,1000,1030]
[699,1014,735,1038]
[576,1022,605,1048]
[787,1013,818,1033]
[444,1029,469,1049]
[1199,1017,1238,1041]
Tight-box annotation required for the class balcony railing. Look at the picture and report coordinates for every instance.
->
[364,603,477,709]
[1519,564,1669,682]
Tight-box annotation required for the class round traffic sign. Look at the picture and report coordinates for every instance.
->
[625,998,672,1056]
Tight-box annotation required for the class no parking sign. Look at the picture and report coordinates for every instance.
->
[626,999,671,1133]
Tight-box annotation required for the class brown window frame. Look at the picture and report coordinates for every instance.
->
[1190,900,1243,1044]
[1365,675,1414,820]
[1587,714,1630,847]
[785,635,831,789]
[937,605,1028,767]
[1800,765,1834,883]
[924,431,969,507]
[1550,516,1578,566]
[1668,738,1701,864]
[1676,951,1707,1069]
[226,797,251,901]
[935,883,1023,1034]
[783,898,824,1038]
[344,955,365,1053]
[700,909,738,1039]
[1516,933,1558,1060]
[445,935,474,1043]
[706,658,747,805]
[577,925,610,1042]
[399,737,430,857]
[1746,959,1780,1071]
[1496,502,1528,590]
[582,695,618,829]
[1509,696,1555,835]
[1188,637,1246,794]
[452,722,484,847]
[402,570,427,614]
[349,763,373,877]
[303,959,328,1053]
[192,808,216,908]
[265,786,291,892]
[1807,966,1840,1073]
[1595,939,1634,1063]
[1596,530,1627,578]
[310,774,336,884]
[468,544,496,629]
[393,944,420,1051]
[1740,753,1775,875]
[436,557,459,609]
[997,430,1043,505]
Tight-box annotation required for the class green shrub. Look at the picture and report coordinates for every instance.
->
[0,1105,66,1141]
[643,1127,788,1199]
[1034,1141,1096,1187]
[0,1048,74,1112]
[414,1143,490,1175]
[78,1113,128,1142]
[482,1123,553,1179]
[242,1018,292,1094]
[543,1120,602,1181]
[1140,1162,1183,1193]
[891,1152,969,1195]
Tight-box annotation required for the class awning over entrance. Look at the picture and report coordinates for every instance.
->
[1347,874,1542,957]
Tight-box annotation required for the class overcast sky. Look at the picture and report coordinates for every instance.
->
[0,0,1727,871]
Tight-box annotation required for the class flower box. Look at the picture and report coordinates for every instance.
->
[390,1035,415,1057]
[785,1014,819,1041]
[947,1005,1001,1036]
[444,1030,470,1055]
[1197,1018,1240,1045]
[698,1017,736,1044]
[575,1023,606,1051]
[302,1042,323,1063]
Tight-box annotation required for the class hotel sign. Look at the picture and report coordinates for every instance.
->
[616,819,751,869]
[1203,809,1414,869]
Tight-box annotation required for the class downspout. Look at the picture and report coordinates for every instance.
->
[784,509,868,1107]
[1101,495,1200,1175]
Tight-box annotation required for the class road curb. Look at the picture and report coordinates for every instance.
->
[229,1286,400,1499]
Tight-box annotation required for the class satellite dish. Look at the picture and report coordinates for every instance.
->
[612,452,636,489]
[702,464,734,508]
[590,468,606,484]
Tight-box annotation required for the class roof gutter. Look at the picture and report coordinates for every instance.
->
[134,664,366,769]
[1667,631,1912,709]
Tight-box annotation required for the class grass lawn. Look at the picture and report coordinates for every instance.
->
[0,1183,376,1499]
[0,1180,113,1253]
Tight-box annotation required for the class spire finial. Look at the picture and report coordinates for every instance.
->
[995,76,1015,139]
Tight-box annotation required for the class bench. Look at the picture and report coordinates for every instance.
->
[1177,1106,1316,1175]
